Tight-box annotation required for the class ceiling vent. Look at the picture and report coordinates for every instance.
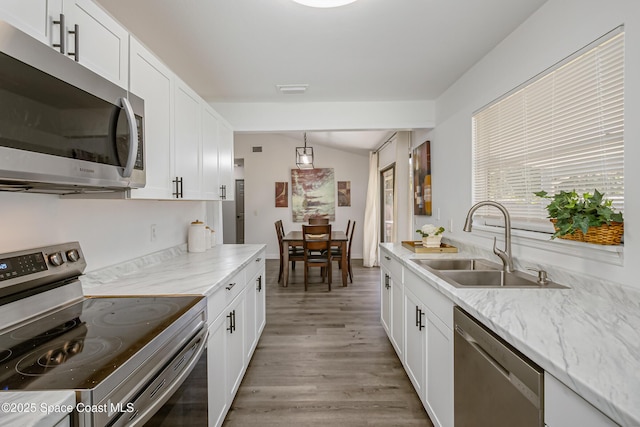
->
[276,84,309,95]
[252,146,263,152]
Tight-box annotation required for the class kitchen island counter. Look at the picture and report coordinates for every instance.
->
[381,242,639,426]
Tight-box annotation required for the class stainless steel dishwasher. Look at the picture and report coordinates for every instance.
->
[454,307,544,427]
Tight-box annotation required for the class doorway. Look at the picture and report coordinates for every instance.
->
[380,165,395,242]
[235,179,245,244]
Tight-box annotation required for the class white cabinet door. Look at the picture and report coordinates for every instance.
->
[208,313,228,427]
[128,38,174,199]
[244,272,257,362]
[226,291,245,399]
[174,79,202,199]
[201,103,221,200]
[255,271,266,337]
[217,119,235,201]
[426,311,453,427]
[62,0,129,88]
[404,287,426,400]
[0,0,62,46]
[380,269,391,335]
[390,274,404,361]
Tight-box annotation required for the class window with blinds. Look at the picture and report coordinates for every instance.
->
[472,28,624,232]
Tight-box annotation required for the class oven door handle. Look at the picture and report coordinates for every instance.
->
[126,327,209,427]
[119,97,139,178]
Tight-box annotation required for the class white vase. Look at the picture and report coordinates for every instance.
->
[422,235,442,248]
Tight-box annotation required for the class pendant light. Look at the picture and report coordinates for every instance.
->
[296,133,314,169]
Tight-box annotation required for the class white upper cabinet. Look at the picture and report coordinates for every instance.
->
[217,118,235,201]
[174,78,203,199]
[0,0,128,88]
[128,38,174,199]
[62,0,128,88]
[201,103,222,200]
[0,0,62,46]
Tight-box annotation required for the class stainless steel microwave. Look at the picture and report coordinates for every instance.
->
[0,20,145,195]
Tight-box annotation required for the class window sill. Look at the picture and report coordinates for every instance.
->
[473,224,624,267]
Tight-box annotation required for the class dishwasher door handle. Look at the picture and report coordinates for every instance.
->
[456,325,510,379]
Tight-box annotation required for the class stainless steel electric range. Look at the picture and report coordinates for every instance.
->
[0,242,207,426]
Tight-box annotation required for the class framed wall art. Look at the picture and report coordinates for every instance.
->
[275,182,288,207]
[291,168,335,222]
[413,140,432,216]
[337,181,351,207]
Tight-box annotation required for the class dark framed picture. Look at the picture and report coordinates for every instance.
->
[338,181,351,206]
[275,182,288,207]
[413,141,432,216]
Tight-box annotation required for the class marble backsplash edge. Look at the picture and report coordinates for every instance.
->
[82,244,187,287]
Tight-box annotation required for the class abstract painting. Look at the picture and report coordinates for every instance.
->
[291,168,335,222]
[275,182,288,207]
[337,181,351,207]
[413,140,432,216]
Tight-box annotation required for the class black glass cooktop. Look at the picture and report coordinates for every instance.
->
[0,295,203,391]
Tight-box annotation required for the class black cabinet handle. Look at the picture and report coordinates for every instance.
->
[225,282,236,291]
[256,275,262,292]
[172,177,183,198]
[418,309,425,331]
[52,14,65,53]
[67,24,79,61]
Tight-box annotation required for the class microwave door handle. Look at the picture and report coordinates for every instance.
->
[118,97,138,178]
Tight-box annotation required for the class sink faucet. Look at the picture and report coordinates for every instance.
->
[463,201,513,272]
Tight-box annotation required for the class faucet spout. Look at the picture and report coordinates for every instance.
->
[463,201,513,272]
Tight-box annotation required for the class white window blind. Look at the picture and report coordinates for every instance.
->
[472,29,624,230]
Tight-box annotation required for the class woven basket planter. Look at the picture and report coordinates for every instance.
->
[551,219,623,245]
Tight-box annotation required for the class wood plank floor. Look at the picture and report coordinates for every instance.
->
[223,259,434,426]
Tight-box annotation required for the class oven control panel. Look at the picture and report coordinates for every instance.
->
[0,242,85,283]
[0,253,48,281]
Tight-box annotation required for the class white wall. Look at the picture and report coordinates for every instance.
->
[0,192,205,272]
[234,133,368,259]
[421,0,640,289]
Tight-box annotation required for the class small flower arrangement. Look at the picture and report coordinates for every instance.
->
[416,224,445,237]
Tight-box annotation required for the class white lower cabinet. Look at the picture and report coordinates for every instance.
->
[380,247,454,427]
[207,250,266,427]
[404,287,426,397]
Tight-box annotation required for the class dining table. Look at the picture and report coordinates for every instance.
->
[282,230,348,287]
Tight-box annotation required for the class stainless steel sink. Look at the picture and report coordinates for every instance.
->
[409,258,569,289]
[438,270,568,289]
[410,258,500,271]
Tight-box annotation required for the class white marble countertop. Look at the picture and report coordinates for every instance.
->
[381,242,639,426]
[0,391,75,426]
[81,244,266,297]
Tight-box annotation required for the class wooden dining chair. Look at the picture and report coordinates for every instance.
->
[308,217,329,225]
[275,220,303,283]
[330,220,355,283]
[302,224,332,291]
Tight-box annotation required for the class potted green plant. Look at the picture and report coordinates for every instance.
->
[534,189,624,244]
[416,224,445,247]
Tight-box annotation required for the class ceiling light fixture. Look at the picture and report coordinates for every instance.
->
[276,84,309,94]
[296,133,314,169]
[291,0,358,8]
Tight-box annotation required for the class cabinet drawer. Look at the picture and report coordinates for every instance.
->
[245,249,266,281]
[380,250,402,282]
[208,269,245,325]
[404,268,454,330]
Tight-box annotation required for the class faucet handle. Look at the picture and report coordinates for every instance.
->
[527,267,548,285]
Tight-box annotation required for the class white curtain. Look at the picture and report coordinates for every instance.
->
[363,151,379,267]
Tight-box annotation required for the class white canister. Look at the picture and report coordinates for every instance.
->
[188,220,207,253]
[205,226,212,249]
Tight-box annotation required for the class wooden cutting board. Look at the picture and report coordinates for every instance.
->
[401,241,458,253]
